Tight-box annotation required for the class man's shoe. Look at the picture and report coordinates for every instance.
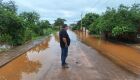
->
[62,64,69,69]
[65,63,68,65]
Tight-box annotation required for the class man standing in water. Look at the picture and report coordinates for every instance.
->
[59,24,70,68]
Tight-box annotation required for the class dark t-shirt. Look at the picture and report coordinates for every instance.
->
[59,29,70,48]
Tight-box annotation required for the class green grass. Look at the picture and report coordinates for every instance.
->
[32,29,58,40]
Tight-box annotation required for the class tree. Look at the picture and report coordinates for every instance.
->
[82,13,99,29]
[36,20,51,36]
[54,18,66,30]
[0,4,25,45]
[71,20,82,30]
[97,7,116,33]
[19,11,40,24]
[111,4,137,36]
[0,0,54,46]
[19,11,40,39]
[89,4,140,41]
[1,0,17,13]
[39,20,51,29]
[130,4,140,28]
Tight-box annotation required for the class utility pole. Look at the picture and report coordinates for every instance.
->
[81,12,83,31]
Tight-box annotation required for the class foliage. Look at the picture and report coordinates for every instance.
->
[83,4,140,39]
[0,5,25,45]
[72,20,81,30]
[36,20,51,36]
[1,0,17,13]
[54,18,66,30]
[0,1,54,46]
[19,11,40,24]
[82,13,99,29]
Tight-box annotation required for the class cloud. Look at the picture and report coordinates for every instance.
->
[3,0,140,24]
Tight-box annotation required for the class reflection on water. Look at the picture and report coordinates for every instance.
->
[68,30,78,43]
[0,35,59,80]
[76,31,140,74]
[31,37,51,53]
[0,53,42,80]
[53,33,60,42]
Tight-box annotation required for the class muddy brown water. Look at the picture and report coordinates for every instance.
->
[76,31,140,75]
[0,35,58,80]
[0,31,140,80]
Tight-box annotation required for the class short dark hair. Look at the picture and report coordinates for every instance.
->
[62,24,68,28]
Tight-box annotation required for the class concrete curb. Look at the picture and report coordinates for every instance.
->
[0,36,49,67]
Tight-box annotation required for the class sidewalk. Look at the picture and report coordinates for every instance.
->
[0,36,49,67]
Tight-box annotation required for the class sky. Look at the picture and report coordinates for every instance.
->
[2,0,140,24]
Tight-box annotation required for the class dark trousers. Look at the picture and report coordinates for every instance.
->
[61,47,68,65]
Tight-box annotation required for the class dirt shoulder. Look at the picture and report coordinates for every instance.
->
[0,36,49,67]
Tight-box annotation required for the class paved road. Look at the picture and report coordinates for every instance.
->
[0,31,140,80]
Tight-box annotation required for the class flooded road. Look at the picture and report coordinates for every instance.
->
[0,30,140,80]
[76,31,140,75]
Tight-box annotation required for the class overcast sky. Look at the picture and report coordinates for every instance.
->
[3,0,140,24]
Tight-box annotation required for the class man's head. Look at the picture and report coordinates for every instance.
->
[62,24,69,30]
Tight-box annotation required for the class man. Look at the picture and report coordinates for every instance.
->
[59,24,70,68]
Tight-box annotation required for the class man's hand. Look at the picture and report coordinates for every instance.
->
[63,38,68,47]
[65,44,68,47]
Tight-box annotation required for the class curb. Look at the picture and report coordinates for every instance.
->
[0,36,49,68]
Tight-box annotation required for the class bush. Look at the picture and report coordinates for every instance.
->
[0,1,55,46]
[88,4,140,39]
[0,34,12,43]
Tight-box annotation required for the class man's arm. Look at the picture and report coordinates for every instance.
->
[62,38,68,47]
